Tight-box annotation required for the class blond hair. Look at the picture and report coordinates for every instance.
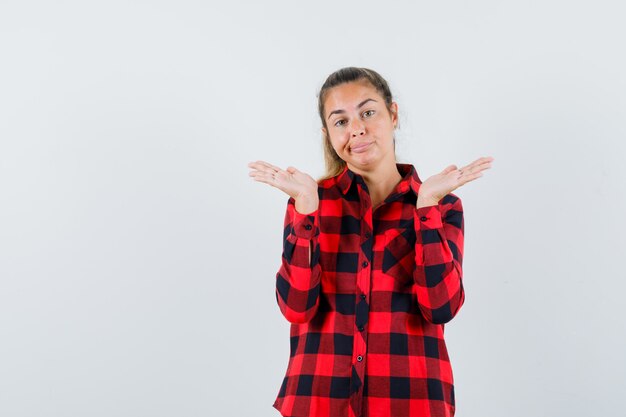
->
[316,67,398,181]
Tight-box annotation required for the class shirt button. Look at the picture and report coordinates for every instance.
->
[357,355,363,362]
[304,224,312,230]
[362,261,368,268]
[365,232,371,239]
[360,294,366,300]
[358,326,364,331]
[420,216,428,221]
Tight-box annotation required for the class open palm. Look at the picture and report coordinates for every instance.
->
[419,156,494,203]
[247,160,318,201]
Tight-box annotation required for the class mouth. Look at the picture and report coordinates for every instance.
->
[350,142,372,153]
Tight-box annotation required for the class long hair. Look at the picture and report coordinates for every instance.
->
[316,67,398,181]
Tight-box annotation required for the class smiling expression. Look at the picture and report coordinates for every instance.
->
[321,80,398,170]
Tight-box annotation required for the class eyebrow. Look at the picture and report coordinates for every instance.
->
[327,98,378,121]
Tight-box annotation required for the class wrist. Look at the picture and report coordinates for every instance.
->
[416,195,439,209]
[295,194,319,214]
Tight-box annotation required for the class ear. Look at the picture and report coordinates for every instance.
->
[321,127,327,137]
[390,102,399,128]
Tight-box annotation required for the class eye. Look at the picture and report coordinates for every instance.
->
[334,110,375,127]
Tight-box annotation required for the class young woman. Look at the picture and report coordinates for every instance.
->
[248,67,494,417]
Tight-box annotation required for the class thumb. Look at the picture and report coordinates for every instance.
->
[442,164,457,174]
[286,166,297,174]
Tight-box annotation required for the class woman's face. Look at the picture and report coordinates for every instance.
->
[321,80,398,171]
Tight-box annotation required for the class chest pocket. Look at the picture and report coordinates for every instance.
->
[382,226,416,283]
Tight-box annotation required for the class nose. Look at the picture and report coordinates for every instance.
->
[350,119,365,137]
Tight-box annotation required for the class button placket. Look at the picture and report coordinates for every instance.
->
[350,180,373,410]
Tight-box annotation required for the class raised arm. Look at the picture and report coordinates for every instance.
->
[247,160,322,323]
[410,156,493,323]
[275,196,322,324]
[412,193,465,324]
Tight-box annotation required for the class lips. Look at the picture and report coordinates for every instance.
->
[350,142,372,153]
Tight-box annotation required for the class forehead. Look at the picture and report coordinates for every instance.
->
[324,80,382,109]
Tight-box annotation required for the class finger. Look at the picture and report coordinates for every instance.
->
[255,160,283,174]
[473,158,493,173]
[458,159,481,173]
[461,156,491,169]
[459,170,484,185]
[249,170,280,187]
[248,161,281,177]
[248,161,268,174]
[442,165,458,174]
[257,167,291,182]
[459,157,493,174]
[248,160,269,170]
[250,168,280,179]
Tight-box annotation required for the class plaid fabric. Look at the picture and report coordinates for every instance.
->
[272,163,465,417]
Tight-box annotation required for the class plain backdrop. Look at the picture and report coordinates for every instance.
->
[1,1,625,416]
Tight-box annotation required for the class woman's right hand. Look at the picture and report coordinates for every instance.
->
[247,160,319,214]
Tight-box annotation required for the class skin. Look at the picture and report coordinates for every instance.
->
[248,79,494,214]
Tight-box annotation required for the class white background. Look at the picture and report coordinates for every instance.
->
[1,1,625,416]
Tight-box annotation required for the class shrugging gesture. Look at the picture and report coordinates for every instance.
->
[248,160,319,215]
[416,156,494,207]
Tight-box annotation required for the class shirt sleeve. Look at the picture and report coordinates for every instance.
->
[412,192,465,324]
[274,196,322,324]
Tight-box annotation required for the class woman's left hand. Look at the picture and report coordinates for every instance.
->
[417,156,495,206]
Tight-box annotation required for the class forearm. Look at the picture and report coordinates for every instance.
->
[412,195,465,324]
[275,197,322,324]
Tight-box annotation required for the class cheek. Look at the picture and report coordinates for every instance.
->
[329,134,349,151]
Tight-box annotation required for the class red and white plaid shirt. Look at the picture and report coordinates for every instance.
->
[272,163,465,417]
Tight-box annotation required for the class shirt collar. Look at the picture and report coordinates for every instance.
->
[335,162,422,197]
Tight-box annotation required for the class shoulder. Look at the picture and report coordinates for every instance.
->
[318,176,336,189]
[315,175,343,197]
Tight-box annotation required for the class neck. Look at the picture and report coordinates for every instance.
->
[348,160,403,204]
